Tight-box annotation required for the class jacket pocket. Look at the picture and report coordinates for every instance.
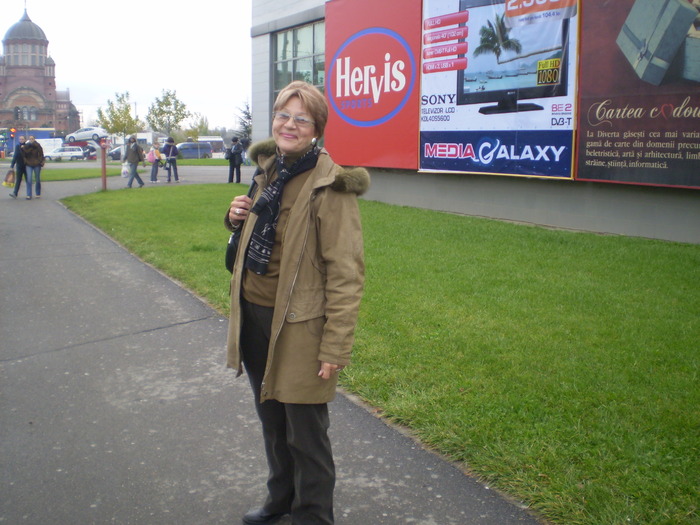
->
[286,286,326,323]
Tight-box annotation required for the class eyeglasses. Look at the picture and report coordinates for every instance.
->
[273,111,315,128]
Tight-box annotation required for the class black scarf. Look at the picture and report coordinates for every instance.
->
[244,146,320,275]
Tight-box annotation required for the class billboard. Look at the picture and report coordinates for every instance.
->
[419,0,579,179]
[324,0,699,189]
[325,0,422,169]
[576,0,700,189]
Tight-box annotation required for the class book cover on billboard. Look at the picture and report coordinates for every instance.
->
[577,0,700,189]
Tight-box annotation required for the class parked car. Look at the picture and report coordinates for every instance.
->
[44,146,85,161]
[108,146,123,161]
[66,127,108,143]
[162,142,212,159]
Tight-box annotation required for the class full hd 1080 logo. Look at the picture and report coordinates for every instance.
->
[328,28,416,127]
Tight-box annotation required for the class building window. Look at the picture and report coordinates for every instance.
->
[272,20,325,102]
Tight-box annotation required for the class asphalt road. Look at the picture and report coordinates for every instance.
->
[0,170,543,524]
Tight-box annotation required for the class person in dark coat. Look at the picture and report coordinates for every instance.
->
[124,136,145,188]
[163,137,180,182]
[227,137,244,183]
[9,136,26,199]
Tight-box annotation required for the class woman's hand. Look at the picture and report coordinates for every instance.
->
[228,194,253,225]
[318,362,345,380]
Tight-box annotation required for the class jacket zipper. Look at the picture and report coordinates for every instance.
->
[261,190,316,397]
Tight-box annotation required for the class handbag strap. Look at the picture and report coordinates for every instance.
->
[243,167,261,199]
[246,178,258,198]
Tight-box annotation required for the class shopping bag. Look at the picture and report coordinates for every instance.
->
[2,169,15,188]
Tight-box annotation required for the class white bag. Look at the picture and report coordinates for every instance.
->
[121,162,130,177]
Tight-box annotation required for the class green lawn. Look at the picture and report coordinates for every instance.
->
[62,183,700,525]
[0,157,229,183]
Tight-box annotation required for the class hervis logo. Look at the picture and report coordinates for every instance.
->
[328,27,416,128]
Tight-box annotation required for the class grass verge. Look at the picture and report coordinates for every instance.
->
[62,184,700,525]
[0,157,228,183]
[40,166,123,181]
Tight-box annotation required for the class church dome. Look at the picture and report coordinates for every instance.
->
[3,10,47,43]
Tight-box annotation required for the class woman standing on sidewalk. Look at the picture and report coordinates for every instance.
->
[163,137,179,183]
[22,136,45,199]
[227,137,243,183]
[148,141,162,183]
[225,81,369,525]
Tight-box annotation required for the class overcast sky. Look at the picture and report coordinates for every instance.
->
[7,0,252,130]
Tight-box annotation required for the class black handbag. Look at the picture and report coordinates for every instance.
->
[225,181,258,273]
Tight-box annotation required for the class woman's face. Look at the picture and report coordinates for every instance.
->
[272,96,316,156]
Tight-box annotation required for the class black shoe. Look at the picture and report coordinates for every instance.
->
[242,508,287,524]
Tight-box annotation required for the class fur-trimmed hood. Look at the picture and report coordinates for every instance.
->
[248,138,370,196]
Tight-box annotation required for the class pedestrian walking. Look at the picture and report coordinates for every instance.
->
[8,135,26,199]
[22,136,45,199]
[124,136,145,188]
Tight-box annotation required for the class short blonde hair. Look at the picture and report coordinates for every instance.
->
[273,81,329,139]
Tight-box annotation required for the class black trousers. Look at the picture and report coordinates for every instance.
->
[228,162,241,183]
[240,299,335,525]
[11,165,26,196]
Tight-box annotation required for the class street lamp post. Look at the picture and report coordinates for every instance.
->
[100,138,110,191]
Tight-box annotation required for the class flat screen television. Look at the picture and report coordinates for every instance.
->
[456,0,569,114]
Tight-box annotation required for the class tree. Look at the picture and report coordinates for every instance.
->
[185,112,209,141]
[96,92,142,139]
[146,89,189,136]
[235,101,252,140]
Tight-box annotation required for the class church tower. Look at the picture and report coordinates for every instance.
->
[0,9,80,137]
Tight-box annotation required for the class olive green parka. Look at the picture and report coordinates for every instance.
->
[225,139,370,404]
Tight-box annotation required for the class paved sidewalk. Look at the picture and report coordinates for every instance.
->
[0,173,542,524]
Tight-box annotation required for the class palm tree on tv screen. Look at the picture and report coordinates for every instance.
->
[474,14,522,64]
[474,13,563,65]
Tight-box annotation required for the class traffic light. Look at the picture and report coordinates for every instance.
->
[10,128,16,138]
[14,107,21,120]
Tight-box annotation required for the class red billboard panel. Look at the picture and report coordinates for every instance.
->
[325,0,422,169]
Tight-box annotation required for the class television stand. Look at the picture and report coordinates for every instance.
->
[478,101,543,115]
